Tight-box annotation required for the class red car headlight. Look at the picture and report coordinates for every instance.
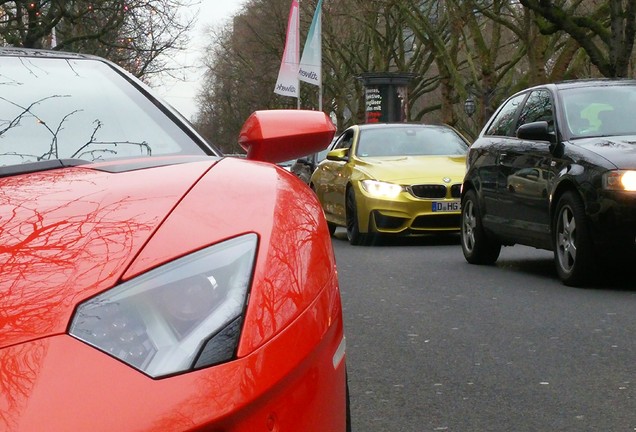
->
[69,234,257,378]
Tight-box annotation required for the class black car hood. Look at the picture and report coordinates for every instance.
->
[572,135,636,169]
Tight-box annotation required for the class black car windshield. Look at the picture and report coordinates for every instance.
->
[561,84,636,139]
[356,126,468,157]
[0,55,208,167]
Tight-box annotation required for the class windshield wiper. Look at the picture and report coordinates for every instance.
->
[0,158,92,178]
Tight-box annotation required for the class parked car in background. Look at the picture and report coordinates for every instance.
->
[461,79,636,286]
[291,138,337,183]
[0,48,349,431]
[277,158,297,171]
[310,123,469,245]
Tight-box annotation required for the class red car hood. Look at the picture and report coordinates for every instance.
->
[0,158,216,349]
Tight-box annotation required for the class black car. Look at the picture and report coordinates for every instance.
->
[461,79,636,286]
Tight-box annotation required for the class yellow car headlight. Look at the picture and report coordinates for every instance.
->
[603,170,636,191]
[361,180,403,198]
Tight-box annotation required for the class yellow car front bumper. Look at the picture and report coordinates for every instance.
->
[355,186,461,235]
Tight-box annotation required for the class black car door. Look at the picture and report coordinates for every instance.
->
[475,93,527,232]
[495,89,557,247]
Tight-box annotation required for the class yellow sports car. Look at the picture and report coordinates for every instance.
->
[310,123,469,245]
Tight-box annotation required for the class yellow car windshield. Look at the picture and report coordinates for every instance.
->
[356,126,468,158]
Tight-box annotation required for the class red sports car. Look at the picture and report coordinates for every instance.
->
[0,48,348,431]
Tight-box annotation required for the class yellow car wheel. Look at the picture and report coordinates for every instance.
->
[346,187,366,245]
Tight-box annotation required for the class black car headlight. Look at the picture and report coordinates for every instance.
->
[603,170,636,191]
[69,234,257,378]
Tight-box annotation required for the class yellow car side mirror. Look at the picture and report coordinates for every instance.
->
[326,148,349,161]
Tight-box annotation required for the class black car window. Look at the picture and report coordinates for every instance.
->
[516,89,555,133]
[484,93,526,137]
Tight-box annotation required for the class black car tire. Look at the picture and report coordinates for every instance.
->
[327,221,337,236]
[346,187,366,245]
[553,191,594,286]
[461,189,501,264]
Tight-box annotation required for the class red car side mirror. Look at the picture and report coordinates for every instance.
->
[239,110,336,163]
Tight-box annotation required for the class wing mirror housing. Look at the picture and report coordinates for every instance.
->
[516,121,553,143]
[326,148,348,161]
[238,110,336,163]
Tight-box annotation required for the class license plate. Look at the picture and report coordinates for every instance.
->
[432,201,461,212]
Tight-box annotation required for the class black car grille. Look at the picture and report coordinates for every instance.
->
[372,211,406,230]
[409,184,462,199]
[412,214,461,229]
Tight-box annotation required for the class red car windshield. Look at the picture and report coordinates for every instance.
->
[0,55,208,167]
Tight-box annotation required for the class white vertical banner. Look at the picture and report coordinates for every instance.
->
[274,0,300,98]
[298,0,322,87]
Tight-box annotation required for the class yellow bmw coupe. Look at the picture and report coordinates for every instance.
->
[310,123,469,245]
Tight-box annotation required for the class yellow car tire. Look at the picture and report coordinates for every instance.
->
[346,187,367,245]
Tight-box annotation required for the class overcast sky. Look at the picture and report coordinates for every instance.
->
[155,0,247,121]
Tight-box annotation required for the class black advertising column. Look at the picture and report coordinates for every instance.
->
[358,72,416,123]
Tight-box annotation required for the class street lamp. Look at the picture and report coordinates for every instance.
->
[464,94,476,117]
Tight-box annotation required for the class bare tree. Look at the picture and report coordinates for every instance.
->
[195,0,635,145]
[0,0,196,79]
[195,0,293,153]
[519,0,636,77]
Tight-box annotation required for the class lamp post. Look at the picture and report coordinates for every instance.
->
[464,94,476,117]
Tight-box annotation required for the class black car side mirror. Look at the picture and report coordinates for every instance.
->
[516,121,553,143]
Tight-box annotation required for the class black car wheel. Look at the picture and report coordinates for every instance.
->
[346,187,365,245]
[327,221,337,236]
[461,189,501,264]
[553,191,594,286]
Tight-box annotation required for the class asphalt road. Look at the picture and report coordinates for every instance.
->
[332,229,636,432]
